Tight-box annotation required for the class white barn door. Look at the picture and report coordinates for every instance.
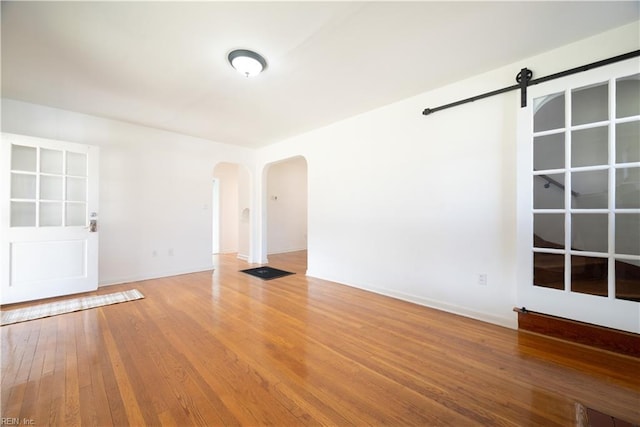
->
[1,133,99,304]
[516,59,640,333]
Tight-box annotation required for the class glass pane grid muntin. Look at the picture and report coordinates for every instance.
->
[9,145,88,228]
[530,116,639,139]
[531,112,638,140]
[531,76,639,301]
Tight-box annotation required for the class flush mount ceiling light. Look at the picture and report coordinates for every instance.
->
[228,49,267,78]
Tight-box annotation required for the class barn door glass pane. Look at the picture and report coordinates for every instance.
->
[571,126,608,167]
[615,214,640,256]
[616,121,640,163]
[534,173,565,209]
[571,255,607,297]
[571,170,608,209]
[534,133,564,170]
[616,74,640,118]
[534,253,564,290]
[534,214,564,248]
[572,214,608,253]
[616,167,640,209]
[572,82,608,125]
[616,259,640,302]
[533,94,565,132]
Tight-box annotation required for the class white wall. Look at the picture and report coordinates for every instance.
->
[1,99,253,285]
[213,163,240,254]
[266,156,308,254]
[212,162,252,258]
[255,21,640,328]
[237,165,251,260]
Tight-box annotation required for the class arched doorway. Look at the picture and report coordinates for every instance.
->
[212,162,251,260]
[264,156,308,264]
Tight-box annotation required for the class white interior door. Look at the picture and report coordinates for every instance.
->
[1,133,99,304]
[516,59,640,333]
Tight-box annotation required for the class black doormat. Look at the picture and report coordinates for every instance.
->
[240,266,295,280]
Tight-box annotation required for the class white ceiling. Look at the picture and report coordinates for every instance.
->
[2,1,638,148]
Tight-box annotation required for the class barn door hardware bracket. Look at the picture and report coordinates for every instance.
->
[421,50,640,116]
[516,68,533,107]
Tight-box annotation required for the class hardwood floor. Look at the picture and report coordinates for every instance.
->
[2,251,639,426]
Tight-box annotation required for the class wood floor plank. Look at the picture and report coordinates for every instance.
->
[99,309,148,426]
[63,314,81,427]
[1,320,37,410]
[79,310,112,427]
[95,311,127,426]
[1,251,639,426]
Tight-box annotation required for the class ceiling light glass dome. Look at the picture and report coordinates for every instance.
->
[228,49,267,78]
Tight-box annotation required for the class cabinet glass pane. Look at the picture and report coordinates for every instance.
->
[40,202,63,227]
[571,256,607,297]
[572,214,608,253]
[66,152,87,177]
[616,74,640,118]
[572,82,608,126]
[615,259,640,302]
[616,121,640,164]
[11,202,36,227]
[40,148,63,174]
[534,133,564,170]
[66,177,87,202]
[11,173,36,199]
[534,173,565,209]
[533,253,564,290]
[572,170,608,209]
[534,214,564,249]
[534,93,565,132]
[615,214,640,256]
[40,175,63,200]
[66,203,86,226]
[571,126,608,167]
[616,167,639,209]
[11,145,36,172]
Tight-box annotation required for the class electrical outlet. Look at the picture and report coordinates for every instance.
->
[478,274,487,286]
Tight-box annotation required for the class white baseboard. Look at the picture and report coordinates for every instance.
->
[267,247,307,255]
[99,265,214,287]
[305,269,517,330]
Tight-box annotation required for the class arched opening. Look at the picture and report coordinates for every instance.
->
[212,162,251,260]
[263,156,308,267]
